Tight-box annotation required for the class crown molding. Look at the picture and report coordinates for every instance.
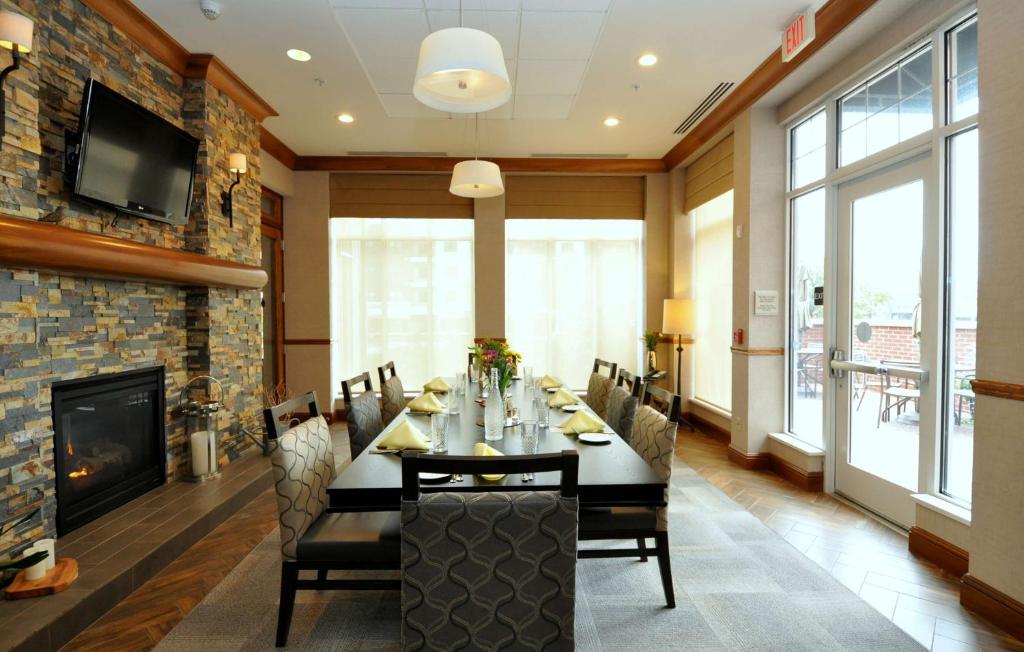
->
[661,0,879,170]
[260,127,299,170]
[291,156,666,174]
[80,0,277,122]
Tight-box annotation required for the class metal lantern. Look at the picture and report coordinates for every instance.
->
[179,375,224,482]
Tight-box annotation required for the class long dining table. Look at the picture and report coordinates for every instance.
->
[326,377,665,512]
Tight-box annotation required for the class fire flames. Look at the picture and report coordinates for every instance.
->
[66,439,74,456]
[69,468,90,479]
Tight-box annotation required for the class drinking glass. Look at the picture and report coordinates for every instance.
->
[521,421,538,455]
[431,411,449,453]
[449,375,462,415]
[535,395,550,428]
[523,366,534,389]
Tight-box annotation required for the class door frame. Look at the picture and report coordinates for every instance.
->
[261,186,286,390]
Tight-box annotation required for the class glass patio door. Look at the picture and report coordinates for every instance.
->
[830,155,934,526]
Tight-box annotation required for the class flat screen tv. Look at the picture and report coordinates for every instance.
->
[71,79,199,225]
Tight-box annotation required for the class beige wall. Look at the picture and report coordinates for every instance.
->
[969,0,1024,603]
[260,148,295,197]
[474,193,505,339]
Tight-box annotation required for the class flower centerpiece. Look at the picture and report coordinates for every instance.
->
[471,339,522,397]
[642,330,660,372]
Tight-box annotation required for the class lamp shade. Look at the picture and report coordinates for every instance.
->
[0,11,32,52]
[662,298,695,336]
[450,159,504,198]
[228,152,247,174]
[413,27,511,113]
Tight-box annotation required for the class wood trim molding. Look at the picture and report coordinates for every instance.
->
[661,0,879,169]
[971,379,1024,401]
[184,54,278,122]
[726,446,771,470]
[294,156,666,174]
[908,527,969,577]
[0,215,267,289]
[659,336,695,345]
[283,339,331,346]
[683,410,730,444]
[961,574,1024,642]
[731,347,785,356]
[79,0,277,122]
[768,454,824,492]
[261,127,299,169]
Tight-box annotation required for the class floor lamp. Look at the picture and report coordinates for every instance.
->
[662,298,695,431]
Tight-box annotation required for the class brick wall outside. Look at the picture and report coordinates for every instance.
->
[797,322,977,369]
[0,1,263,553]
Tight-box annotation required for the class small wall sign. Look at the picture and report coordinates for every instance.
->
[782,7,816,63]
[754,291,780,316]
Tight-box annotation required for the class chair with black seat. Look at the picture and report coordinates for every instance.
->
[341,371,384,460]
[578,383,679,608]
[401,451,580,651]
[586,358,618,420]
[377,361,407,425]
[606,368,642,442]
[266,392,401,647]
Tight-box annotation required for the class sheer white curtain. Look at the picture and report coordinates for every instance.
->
[692,191,733,411]
[505,219,644,390]
[329,218,474,391]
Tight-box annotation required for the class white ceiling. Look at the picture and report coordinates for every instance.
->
[135,0,830,158]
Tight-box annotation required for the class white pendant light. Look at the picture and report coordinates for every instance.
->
[413,2,511,113]
[450,114,504,198]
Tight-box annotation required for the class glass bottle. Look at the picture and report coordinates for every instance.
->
[484,367,504,441]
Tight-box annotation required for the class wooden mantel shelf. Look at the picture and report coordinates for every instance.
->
[0,215,268,290]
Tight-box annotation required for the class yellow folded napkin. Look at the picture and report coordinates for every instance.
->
[540,375,562,389]
[559,410,606,435]
[548,388,579,408]
[473,442,505,481]
[407,392,445,414]
[423,377,450,393]
[377,419,430,451]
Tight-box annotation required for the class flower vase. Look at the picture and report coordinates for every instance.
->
[647,350,657,372]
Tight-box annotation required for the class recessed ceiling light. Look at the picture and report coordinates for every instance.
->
[637,53,658,67]
[603,116,620,127]
[338,113,355,124]
[286,49,311,62]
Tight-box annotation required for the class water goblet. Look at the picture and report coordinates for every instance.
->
[535,395,550,428]
[521,420,539,481]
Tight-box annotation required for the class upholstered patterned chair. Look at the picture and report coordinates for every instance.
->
[266,392,401,647]
[606,368,642,442]
[342,371,384,460]
[378,361,407,425]
[585,357,617,419]
[579,384,680,608]
[400,451,580,651]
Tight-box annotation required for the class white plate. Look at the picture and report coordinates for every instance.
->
[561,404,582,412]
[418,472,451,482]
[546,387,558,393]
[579,433,612,445]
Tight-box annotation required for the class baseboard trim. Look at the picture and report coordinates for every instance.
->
[768,454,824,492]
[726,445,771,470]
[961,574,1024,642]
[684,410,731,444]
[908,526,969,577]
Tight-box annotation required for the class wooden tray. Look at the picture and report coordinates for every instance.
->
[4,558,78,599]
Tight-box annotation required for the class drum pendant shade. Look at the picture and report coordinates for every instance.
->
[450,159,504,198]
[413,27,511,113]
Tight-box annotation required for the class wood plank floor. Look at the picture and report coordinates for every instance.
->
[677,430,1024,652]
[60,426,1023,651]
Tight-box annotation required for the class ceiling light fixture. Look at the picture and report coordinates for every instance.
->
[637,53,658,67]
[450,114,503,198]
[337,113,354,124]
[604,116,621,127]
[286,48,311,62]
[413,0,511,113]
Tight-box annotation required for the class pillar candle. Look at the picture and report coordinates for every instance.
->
[23,547,46,581]
[35,538,55,571]
[191,430,211,477]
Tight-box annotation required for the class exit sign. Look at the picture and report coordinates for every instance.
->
[782,7,816,62]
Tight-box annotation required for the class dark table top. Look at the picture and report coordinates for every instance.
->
[327,378,665,511]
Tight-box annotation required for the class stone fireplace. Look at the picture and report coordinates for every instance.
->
[52,367,166,536]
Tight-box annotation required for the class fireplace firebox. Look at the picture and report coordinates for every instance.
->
[52,367,166,536]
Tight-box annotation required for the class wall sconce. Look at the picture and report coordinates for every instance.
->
[0,11,33,147]
[221,152,246,228]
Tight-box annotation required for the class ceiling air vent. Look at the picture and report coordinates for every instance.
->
[673,82,735,135]
[347,151,448,157]
[530,153,629,159]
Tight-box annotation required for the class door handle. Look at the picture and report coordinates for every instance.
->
[829,356,929,384]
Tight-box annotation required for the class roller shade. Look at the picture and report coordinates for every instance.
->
[683,134,733,213]
[505,175,645,219]
[330,173,473,218]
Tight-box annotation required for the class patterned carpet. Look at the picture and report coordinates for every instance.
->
[155,461,923,651]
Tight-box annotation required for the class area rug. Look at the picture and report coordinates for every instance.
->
[155,462,922,651]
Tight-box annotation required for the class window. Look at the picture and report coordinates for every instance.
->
[505,219,643,390]
[839,45,933,166]
[692,191,733,412]
[788,188,826,447]
[947,16,978,122]
[942,128,977,504]
[329,218,475,390]
[791,110,826,190]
